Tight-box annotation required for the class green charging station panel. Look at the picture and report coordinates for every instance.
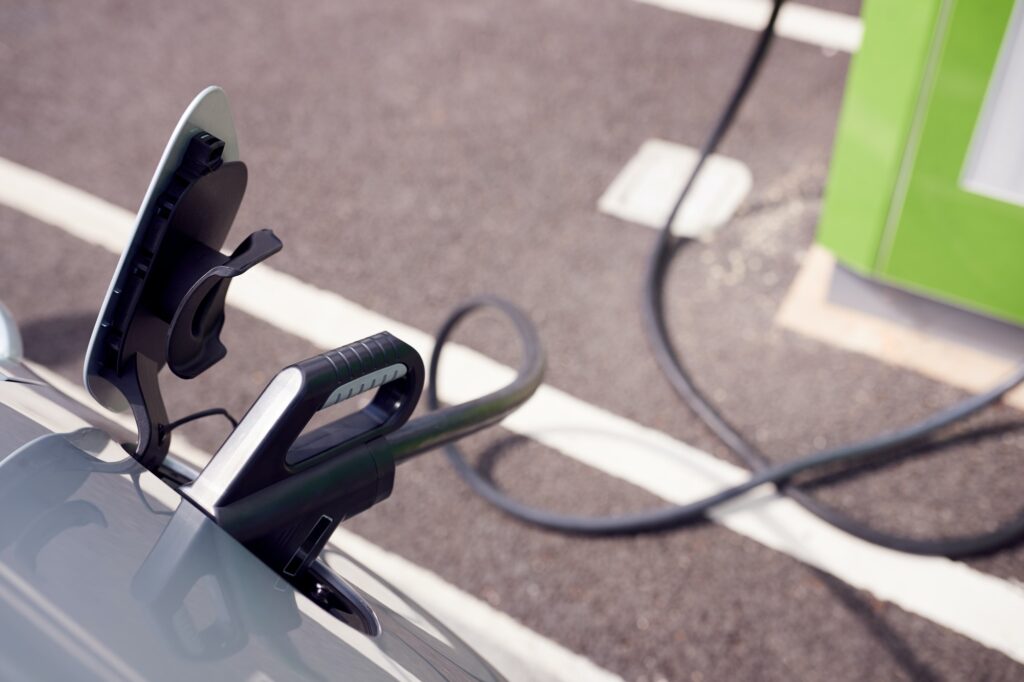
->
[818,0,1024,325]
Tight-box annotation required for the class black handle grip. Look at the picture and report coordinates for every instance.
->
[285,333,424,467]
[184,331,424,578]
[197,299,544,582]
[185,331,423,512]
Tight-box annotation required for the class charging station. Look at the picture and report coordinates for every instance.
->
[818,0,1024,325]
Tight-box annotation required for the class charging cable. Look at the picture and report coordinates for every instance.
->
[427,0,1024,557]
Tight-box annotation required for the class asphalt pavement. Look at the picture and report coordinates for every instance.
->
[2,1,1024,680]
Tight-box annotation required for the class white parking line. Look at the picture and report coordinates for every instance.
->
[598,138,752,237]
[327,531,626,682]
[24,362,623,682]
[634,0,863,54]
[3,157,1024,664]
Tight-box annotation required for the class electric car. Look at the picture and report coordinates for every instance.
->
[0,85,532,679]
[0,83,549,679]
[0,308,505,680]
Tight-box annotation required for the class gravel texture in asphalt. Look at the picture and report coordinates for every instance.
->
[2,1,1023,680]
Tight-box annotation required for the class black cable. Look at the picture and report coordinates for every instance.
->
[429,305,1024,539]
[391,295,545,465]
[165,407,239,434]
[428,0,1024,556]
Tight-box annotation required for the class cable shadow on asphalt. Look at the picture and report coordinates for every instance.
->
[473,434,945,681]
[473,417,1024,548]
[809,568,941,682]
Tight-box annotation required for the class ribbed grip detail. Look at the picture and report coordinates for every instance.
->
[319,332,405,384]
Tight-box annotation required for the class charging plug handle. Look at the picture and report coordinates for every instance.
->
[213,296,546,544]
[191,299,544,580]
[184,332,424,577]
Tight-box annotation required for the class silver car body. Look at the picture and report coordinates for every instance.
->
[0,357,502,681]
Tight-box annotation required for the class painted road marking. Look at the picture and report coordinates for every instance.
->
[4,157,1024,663]
[635,0,863,54]
[776,245,1024,411]
[598,139,752,238]
[24,363,623,682]
[325,532,626,682]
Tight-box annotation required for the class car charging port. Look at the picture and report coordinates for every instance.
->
[292,561,381,636]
